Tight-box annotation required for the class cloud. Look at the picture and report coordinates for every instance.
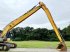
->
[15,19,70,30]
[0,0,70,30]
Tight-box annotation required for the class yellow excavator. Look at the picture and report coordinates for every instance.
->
[0,1,67,51]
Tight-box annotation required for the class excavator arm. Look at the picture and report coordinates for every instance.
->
[1,1,67,51]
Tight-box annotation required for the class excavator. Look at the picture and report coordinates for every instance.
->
[0,1,67,51]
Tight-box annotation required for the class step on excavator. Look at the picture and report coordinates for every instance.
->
[0,1,67,51]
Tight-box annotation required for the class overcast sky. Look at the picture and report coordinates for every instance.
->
[0,0,70,30]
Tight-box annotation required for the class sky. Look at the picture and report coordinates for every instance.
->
[0,0,70,30]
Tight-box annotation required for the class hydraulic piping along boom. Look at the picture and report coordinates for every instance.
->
[1,1,67,51]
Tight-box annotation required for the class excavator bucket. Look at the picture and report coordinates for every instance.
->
[57,42,67,51]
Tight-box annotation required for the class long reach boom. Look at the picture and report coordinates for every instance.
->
[1,2,67,51]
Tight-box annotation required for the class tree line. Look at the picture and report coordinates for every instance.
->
[0,25,70,41]
[10,25,70,41]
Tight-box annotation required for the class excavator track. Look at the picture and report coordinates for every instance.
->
[0,42,17,51]
[0,43,10,51]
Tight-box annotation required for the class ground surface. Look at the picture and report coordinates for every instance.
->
[9,48,70,52]
[6,41,70,52]
[11,41,70,48]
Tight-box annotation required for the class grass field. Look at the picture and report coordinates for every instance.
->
[11,41,70,48]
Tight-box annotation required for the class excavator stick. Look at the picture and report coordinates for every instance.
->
[39,2,67,51]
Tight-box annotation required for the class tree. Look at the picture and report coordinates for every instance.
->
[10,24,70,41]
[62,25,70,41]
[66,25,70,35]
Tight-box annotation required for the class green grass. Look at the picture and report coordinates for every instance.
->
[10,41,70,48]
